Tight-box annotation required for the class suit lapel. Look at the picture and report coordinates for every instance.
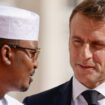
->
[54,78,73,105]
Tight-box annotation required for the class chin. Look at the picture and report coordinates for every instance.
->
[19,85,29,92]
[18,79,31,92]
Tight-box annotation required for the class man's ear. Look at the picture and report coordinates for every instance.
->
[1,45,12,65]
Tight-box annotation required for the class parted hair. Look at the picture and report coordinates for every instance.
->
[70,0,105,23]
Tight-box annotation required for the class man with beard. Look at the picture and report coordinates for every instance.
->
[0,6,40,105]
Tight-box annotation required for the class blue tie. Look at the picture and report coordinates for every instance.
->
[82,90,99,105]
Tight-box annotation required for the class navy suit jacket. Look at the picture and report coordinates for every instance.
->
[23,78,72,105]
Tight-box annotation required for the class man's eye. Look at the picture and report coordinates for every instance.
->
[30,51,36,58]
[72,40,83,46]
[92,44,105,50]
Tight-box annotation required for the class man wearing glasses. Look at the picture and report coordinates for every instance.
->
[0,6,40,105]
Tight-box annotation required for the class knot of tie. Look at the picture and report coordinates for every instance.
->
[82,90,99,105]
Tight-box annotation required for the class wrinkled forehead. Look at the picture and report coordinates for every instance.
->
[70,13,105,41]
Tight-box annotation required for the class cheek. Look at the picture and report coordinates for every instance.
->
[14,58,31,83]
[70,46,79,63]
[70,48,79,69]
[16,54,32,71]
[93,50,105,64]
[93,50,105,80]
[93,50,105,74]
[13,57,32,82]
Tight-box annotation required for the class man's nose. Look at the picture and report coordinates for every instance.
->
[33,60,38,69]
[80,44,92,60]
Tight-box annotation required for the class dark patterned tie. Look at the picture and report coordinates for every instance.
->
[82,90,99,105]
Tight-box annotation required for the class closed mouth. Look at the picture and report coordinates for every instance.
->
[78,64,95,69]
[30,70,35,76]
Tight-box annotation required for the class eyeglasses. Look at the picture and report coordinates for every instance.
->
[8,44,40,61]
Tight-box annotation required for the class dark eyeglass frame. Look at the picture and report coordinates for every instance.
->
[9,44,40,52]
[0,44,40,61]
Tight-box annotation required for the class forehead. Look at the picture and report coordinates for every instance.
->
[70,13,105,41]
[19,40,38,48]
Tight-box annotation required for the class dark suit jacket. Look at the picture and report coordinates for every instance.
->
[23,78,72,105]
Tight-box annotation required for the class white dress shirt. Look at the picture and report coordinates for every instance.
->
[71,76,105,105]
[0,95,23,105]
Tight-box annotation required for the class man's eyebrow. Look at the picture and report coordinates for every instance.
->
[71,36,82,40]
[91,40,105,45]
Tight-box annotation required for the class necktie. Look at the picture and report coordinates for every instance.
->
[82,90,99,105]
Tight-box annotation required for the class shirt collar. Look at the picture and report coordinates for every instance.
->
[73,76,88,100]
[73,76,105,101]
[0,95,7,105]
[95,82,105,97]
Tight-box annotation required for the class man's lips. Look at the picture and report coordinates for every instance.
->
[29,70,35,83]
[30,70,35,76]
[77,64,95,69]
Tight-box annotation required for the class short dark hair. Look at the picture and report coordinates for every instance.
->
[0,38,20,46]
[70,0,105,23]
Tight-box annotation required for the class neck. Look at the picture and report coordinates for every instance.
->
[80,79,105,89]
[0,89,6,99]
[0,82,9,99]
